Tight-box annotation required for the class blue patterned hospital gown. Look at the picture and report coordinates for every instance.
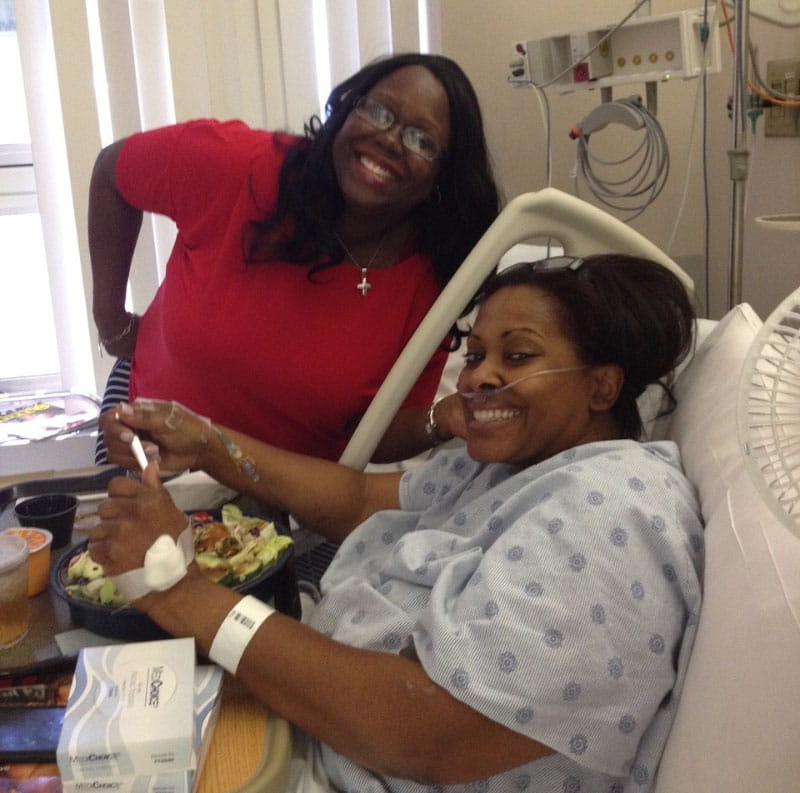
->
[308,439,704,793]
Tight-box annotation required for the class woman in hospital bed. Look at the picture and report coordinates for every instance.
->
[93,253,704,793]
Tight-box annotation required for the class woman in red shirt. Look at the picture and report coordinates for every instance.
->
[91,53,500,464]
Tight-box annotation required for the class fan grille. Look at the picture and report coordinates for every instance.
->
[739,295,800,535]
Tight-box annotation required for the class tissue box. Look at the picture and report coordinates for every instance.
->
[57,638,197,781]
[59,663,224,793]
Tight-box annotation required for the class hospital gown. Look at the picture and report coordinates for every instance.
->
[308,439,704,793]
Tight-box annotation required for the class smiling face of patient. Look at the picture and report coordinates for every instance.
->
[456,285,622,468]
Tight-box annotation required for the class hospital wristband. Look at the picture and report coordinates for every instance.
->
[208,595,275,674]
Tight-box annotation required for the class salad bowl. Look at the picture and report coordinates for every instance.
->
[51,505,298,640]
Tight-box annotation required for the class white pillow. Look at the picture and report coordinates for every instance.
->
[662,303,762,520]
[652,301,800,791]
[640,318,717,440]
[654,466,800,792]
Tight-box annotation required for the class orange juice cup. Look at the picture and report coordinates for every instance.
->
[2,528,53,597]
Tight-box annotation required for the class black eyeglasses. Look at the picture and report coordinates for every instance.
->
[352,96,444,162]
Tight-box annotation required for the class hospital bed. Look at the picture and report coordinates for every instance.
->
[329,187,800,791]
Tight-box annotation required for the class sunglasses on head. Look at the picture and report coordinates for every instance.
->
[467,255,586,316]
[502,255,585,275]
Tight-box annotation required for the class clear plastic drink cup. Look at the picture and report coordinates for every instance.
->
[0,534,30,649]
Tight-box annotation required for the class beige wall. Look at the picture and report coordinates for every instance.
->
[436,0,800,320]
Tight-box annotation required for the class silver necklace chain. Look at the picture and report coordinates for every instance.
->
[335,231,388,296]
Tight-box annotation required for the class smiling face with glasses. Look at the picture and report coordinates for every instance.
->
[332,65,450,230]
[352,96,444,161]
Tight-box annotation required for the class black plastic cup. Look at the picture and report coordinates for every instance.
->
[14,493,79,550]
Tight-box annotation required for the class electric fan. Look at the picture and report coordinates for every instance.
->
[737,286,800,536]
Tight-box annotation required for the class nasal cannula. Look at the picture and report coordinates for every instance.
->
[458,366,587,401]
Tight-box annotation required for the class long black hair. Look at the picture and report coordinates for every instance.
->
[469,254,697,439]
[243,53,500,289]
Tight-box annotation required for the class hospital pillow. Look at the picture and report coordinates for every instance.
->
[651,301,800,791]
[654,463,800,792]
[639,318,716,442]
[651,303,761,519]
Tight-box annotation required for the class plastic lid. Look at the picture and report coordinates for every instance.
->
[2,527,53,553]
[0,534,29,573]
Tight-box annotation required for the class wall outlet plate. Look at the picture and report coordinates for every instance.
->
[725,0,800,28]
[765,58,800,136]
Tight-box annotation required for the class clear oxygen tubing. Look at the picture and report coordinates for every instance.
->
[458,366,589,402]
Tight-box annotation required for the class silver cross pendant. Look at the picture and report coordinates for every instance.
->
[357,268,372,296]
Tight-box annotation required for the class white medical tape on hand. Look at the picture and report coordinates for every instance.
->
[112,523,194,602]
[208,595,275,675]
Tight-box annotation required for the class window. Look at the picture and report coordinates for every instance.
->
[0,0,59,391]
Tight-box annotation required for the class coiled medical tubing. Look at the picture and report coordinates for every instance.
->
[571,95,670,221]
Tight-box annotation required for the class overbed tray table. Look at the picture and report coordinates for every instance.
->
[0,466,292,793]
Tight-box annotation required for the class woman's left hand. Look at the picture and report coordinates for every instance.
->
[100,399,212,473]
[90,462,188,577]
